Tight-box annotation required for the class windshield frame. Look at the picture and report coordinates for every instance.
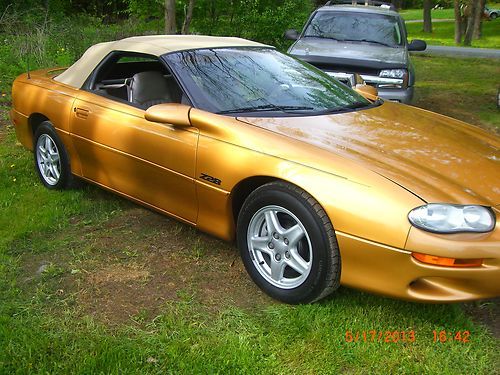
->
[162,46,381,117]
[301,9,407,49]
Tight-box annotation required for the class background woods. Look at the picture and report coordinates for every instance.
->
[0,0,315,113]
[0,0,497,103]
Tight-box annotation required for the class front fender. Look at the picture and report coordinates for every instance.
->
[190,108,423,247]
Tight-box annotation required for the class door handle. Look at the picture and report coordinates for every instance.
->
[74,107,90,119]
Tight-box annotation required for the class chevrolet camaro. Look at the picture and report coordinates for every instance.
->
[10,35,500,304]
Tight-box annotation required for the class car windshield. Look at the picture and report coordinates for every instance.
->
[163,48,370,115]
[304,11,403,47]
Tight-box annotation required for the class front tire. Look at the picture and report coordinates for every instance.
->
[34,121,75,189]
[237,181,341,304]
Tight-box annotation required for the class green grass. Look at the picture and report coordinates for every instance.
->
[401,4,500,21]
[406,19,500,48]
[400,6,500,48]
[400,8,455,21]
[0,171,497,374]
[1,290,497,374]
[412,55,500,131]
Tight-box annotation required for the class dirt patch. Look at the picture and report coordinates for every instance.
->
[18,207,272,326]
[0,114,10,141]
[88,264,150,284]
[413,89,499,135]
[463,298,500,339]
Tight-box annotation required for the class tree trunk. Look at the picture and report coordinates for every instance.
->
[454,0,462,44]
[473,0,486,39]
[423,0,433,33]
[181,0,195,35]
[209,0,217,34]
[463,0,478,46]
[164,0,176,34]
[391,0,402,11]
[229,0,237,25]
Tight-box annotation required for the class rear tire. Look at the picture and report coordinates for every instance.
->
[34,121,76,190]
[237,181,341,304]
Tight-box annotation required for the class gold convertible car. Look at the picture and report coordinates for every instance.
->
[10,35,500,304]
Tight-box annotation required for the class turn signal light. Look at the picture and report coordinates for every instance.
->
[412,252,483,268]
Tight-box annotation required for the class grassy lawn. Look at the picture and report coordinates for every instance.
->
[0,128,498,373]
[406,19,500,49]
[401,5,500,48]
[400,8,455,21]
[412,55,500,132]
[0,54,499,373]
[401,3,500,21]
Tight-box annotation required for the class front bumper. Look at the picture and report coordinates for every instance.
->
[338,210,500,302]
[377,86,414,104]
[325,71,414,104]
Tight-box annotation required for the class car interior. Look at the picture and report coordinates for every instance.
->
[88,52,191,109]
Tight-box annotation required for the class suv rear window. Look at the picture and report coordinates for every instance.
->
[304,11,402,47]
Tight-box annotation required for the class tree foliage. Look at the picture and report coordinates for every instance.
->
[123,0,314,49]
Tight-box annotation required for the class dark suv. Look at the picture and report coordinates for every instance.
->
[285,2,426,103]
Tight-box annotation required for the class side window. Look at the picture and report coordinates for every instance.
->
[89,52,189,109]
[393,24,401,45]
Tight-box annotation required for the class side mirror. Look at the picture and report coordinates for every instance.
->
[408,39,427,51]
[284,29,299,41]
[355,84,379,101]
[144,103,191,127]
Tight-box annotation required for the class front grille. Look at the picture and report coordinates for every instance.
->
[310,63,380,76]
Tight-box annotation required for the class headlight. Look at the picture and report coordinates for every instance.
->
[408,204,495,233]
[379,69,407,79]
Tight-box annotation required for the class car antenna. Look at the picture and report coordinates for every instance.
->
[26,34,31,79]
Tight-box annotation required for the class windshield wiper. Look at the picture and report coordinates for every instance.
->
[217,104,314,114]
[343,38,394,47]
[303,35,343,41]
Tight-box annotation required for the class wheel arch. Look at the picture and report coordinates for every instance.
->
[28,113,51,136]
[28,113,82,178]
[229,175,326,235]
[230,176,278,227]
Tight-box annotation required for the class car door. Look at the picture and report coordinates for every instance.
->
[70,91,199,224]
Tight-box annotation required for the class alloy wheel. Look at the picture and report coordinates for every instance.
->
[247,205,313,289]
[36,134,61,186]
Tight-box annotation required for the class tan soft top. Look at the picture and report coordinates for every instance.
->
[55,35,269,88]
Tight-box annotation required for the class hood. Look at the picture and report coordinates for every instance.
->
[238,102,500,206]
[289,37,407,67]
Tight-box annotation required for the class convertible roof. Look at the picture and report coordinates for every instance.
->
[55,35,269,88]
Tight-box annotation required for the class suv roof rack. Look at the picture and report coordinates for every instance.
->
[324,1,397,11]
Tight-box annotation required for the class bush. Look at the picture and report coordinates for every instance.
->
[0,7,157,103]
[190,0,314,50]
[0,0,314,103]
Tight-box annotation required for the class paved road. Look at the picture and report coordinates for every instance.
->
[412,45,500,58]
[405,18,500,58]
[405,18,455,23]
